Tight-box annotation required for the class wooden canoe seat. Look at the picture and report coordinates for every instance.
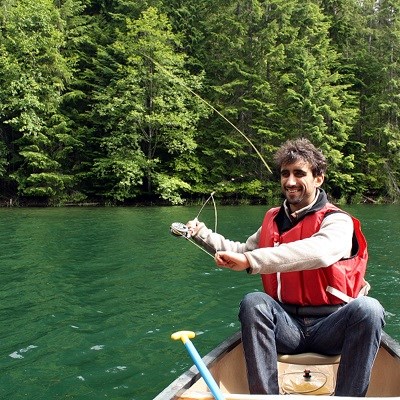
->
[278,352,341,365]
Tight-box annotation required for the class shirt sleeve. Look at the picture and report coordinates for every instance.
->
[193,212,354,275]
[193,225,261,254]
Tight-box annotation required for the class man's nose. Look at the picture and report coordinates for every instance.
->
[286,174,297,186]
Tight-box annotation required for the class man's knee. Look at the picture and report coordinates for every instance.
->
[347,296,385,327]
[239,292,275,322]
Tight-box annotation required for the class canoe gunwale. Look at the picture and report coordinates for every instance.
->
[381,331,400,360]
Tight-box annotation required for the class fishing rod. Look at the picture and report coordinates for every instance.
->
[147,54,271,256]
[143,54,273,175]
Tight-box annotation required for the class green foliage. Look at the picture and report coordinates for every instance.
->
[0,139,8,178]
[92,155,146,201]
[89,6,208,202]
[154,173,191,205]
[0,0,399,204]
[0,0,73,198]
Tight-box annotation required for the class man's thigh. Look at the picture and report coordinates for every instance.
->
[271,302,308,354]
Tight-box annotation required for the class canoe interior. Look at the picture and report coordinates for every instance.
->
[155,331,400,400]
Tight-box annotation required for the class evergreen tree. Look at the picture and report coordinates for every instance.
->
[324,0,400,200]
[55,0,99,203]
[279,0,358,200]
[187,0,357,200]
[0,0,398,204]
[359,0,400,200]
[91,6,208,204]
[0,0,72,201]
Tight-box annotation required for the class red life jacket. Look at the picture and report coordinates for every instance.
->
[259,204,368,306]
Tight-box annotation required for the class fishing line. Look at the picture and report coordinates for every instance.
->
[195,191,217,232]
[170,226,215,259]
[142,54,272,174]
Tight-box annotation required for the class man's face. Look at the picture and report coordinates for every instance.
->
[280,160,324,211]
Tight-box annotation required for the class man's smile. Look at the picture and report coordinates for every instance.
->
[286,187,302,194]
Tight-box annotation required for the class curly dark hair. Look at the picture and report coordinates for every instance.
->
[274,138,327,177]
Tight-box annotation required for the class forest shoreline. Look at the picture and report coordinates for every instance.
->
[0,193,393,208]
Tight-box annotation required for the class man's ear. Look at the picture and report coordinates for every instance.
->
[315,174,324,187]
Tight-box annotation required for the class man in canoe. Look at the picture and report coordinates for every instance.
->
[186,138,385,397]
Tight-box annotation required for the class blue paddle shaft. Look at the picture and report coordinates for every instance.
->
[183,339,225,400]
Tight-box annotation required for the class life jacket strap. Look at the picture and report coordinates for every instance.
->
[326,281,370,303]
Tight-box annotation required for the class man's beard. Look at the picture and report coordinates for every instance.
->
[284,187,305,204]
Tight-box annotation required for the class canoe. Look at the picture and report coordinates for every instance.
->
[154,330,400,400]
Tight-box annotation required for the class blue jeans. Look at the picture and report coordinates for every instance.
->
[238,292,385,396]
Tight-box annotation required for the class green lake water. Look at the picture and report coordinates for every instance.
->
[0,205,398,399]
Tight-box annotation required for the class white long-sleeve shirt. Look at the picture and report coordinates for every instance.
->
[192,202,354,275]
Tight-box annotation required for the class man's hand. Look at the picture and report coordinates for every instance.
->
[215,251,249,271]
[186,218,205,238]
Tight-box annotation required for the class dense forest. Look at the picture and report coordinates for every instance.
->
[0,0,399,206]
